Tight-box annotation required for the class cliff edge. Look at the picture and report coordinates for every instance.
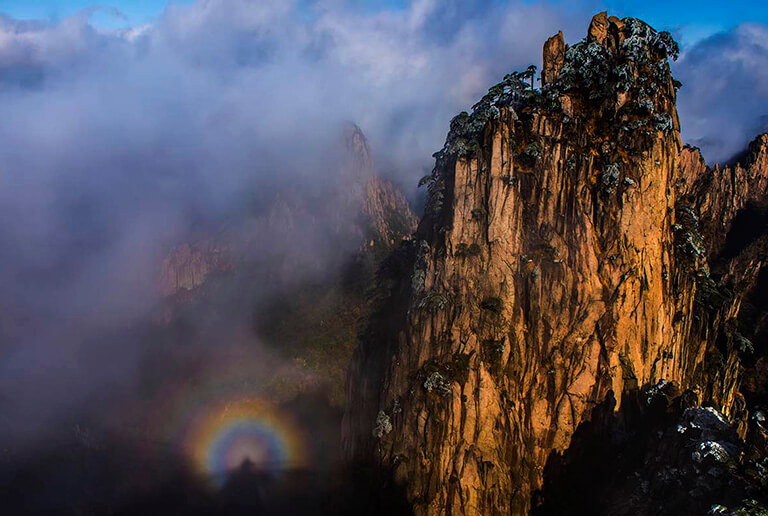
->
[344,13,768,515]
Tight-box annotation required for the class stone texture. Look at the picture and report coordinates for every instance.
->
[588,12,609,44]
[677,145,707,195]
[680,134,768,256]
[344,15,768,516]
[541,31,564,86]
[674,132,768,443]
[535,382,768,515]
[159,240,234,298]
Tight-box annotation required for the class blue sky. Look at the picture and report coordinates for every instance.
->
[3,0,768,45]
[1,0,766,162]
[604,0,768,43]
[0,0,195,27]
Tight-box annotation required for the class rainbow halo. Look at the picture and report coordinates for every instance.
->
[185,398,307,483]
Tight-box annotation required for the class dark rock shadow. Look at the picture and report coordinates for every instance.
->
[533,383,768,516]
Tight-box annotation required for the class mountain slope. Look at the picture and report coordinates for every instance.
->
[344,13,768,515]
[155,124,416,404]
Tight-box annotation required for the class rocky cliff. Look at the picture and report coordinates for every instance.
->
[673,133,768,425]
[679,136,768,257]
[159,240,235,299]
[159,124,414,301]
[345,13,768,515]
[155,124,416,403]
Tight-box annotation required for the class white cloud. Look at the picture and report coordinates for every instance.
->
[2,0,765,443]
[675,22,768,162]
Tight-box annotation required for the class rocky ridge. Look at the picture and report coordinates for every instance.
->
[344,13,768,515]
[156,124,416,403]
[159,124,415,301]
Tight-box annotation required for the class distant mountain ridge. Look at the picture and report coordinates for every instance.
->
[155,123,416,404]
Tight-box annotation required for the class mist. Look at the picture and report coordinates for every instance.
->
[0,0,767,512]
[0,0,592,448]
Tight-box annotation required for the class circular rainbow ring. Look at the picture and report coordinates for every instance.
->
[184,398,307,482]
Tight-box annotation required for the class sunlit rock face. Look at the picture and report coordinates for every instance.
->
[540,31,564,86]
[673,132,768,450]
[344,13,768,515]
[679,134,768,257]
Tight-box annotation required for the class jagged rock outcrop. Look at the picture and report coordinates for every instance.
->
[155,124,416,403]
[534,382,768,515]
[345,123,418,252]
[540,32,564,86]
[679,135,768,257]
[673,133,768,419]
[587,11,609,44]
[159,240,235,299]
[158,124,415,303]
[344,14,768,515]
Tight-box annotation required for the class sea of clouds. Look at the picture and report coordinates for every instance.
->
[0,0,765,452]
